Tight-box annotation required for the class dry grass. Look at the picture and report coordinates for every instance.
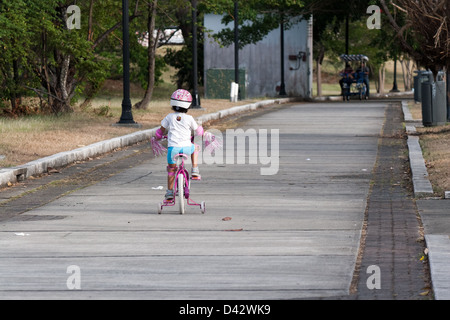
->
[408,101,423,120]
[0,113,129,166]
[3,77,447,198]
[0,88,260,168]
[408,101,450,196]
[420,131,450,196]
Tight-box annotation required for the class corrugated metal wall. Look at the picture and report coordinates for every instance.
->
[204,14,312,99]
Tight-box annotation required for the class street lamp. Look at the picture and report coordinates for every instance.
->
[279,18,287,96]
[234,1,240,100]
[117,0,138,126]
[191,0,202,108]
[390,58,400,92]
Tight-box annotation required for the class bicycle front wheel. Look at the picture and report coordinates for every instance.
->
[177,173,185,214]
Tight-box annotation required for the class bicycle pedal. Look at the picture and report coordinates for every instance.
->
[191,176,201,180]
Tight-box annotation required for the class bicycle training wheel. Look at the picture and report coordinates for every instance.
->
[177,173,185,214]
[200,201,206,214]
[157,202,162,214]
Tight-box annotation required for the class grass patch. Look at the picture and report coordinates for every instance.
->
[408,101,450,196]
[0,79,261,168]
[416,125,450,196]
[408,100,422,120]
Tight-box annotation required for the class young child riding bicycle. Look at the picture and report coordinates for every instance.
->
[153,89,204,200]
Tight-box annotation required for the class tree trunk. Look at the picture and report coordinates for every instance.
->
[400,59,414,91]
[134,0,157,110]
[316,59,322,97]
[400,60,407,91]
[378,65,385,94]
[315,45,324,97]
[10,59,22,113]
[87,0,95,42]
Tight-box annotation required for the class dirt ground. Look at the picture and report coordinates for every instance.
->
[409,101,450,197]
[2,89,448,198]
[0,94,260,168]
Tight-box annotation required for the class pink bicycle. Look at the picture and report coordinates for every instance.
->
[157,152,205,215]
[152,131,220,215]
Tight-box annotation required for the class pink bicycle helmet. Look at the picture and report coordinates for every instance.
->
[170,89,192,110]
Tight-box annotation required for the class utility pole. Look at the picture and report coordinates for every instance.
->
[191,0,201,108]
[279,18,287,96]
[390,58,399,92]
[345,14,349,55]
[117,0,138,126]
[234,1,241,100]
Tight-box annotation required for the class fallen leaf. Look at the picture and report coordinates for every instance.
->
[420,290,429,296]
[222,217,232,221]
[225,228,243,232]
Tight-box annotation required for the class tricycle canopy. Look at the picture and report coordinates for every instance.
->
[339,54,369,62]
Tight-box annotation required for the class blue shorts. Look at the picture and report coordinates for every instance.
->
[167,145,195,164]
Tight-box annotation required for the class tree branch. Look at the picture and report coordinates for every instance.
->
[379,0,423,62]
[22,85,65,103]
[91,0,142,50]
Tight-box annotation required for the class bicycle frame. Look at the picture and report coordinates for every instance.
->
[158,152,205,214]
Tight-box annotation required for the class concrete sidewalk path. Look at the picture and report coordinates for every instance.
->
[0,101,387,299]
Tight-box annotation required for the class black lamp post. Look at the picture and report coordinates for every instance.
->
[191,0,201,108]
[390,58,399,92]
[234,1,240,100]
[279,18,287,96]
[345,14,349,55]
[117,0,137,125]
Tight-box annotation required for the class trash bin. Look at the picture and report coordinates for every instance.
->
[421,71,447,127]
[421,71,433,126]
[414,71,423,102]
[447,71,450,121]
[414,70,431,103]
[434,71,446,126]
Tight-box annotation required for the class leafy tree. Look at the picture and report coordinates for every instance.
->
[0,0,45,113]
[380,0,449,107]
[162,1,202,91]
[308,0,375,95]
[380,0,449,75]
[132,0,205,109]
[0,0,143,115]
[202,0,307,49]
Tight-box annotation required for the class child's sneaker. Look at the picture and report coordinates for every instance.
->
[191,166,201,179]
[165,189,174,200]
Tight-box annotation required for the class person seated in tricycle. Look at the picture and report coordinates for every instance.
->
[339,64,354,95]
[356,61,370,97]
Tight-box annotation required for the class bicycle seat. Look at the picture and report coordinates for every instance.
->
[173,153,189,162]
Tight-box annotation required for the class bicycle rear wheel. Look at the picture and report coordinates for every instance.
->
[177,173,185,214]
